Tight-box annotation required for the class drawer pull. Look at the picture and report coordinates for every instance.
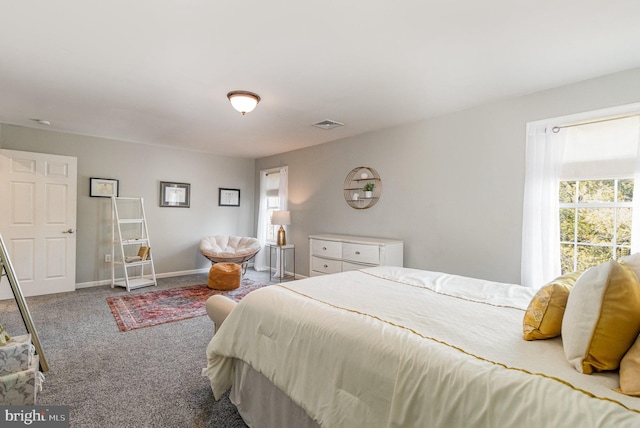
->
[322,247,327,250]
[355,251,361,255]
[324,264,328,268]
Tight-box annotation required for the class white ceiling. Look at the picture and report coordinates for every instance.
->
[1,1,640,158]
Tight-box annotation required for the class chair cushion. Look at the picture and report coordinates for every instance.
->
[200,235,261,263]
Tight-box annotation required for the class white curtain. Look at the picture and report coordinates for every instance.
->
[632,120,640,253]
[254,166,288,271]
[278,166,288,211]
[521,124,567,288]
[254,170,270,271]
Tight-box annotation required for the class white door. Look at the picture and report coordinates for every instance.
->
[0,149,77,299]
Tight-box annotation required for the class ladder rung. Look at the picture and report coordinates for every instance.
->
[121,239,149,244]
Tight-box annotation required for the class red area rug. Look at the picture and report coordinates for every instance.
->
[106,279,267,332]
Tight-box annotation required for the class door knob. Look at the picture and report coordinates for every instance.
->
[62,229,75,234]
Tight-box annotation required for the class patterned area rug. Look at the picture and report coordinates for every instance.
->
[106,279,267,332]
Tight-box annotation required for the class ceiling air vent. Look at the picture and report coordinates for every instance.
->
[312,119,344,130]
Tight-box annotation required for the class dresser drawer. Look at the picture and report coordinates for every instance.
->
[342,261,374,271]
[342,243,380,265]
[311,239,342,259]
[311,256,342,274]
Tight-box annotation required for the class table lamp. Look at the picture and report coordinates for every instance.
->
[271,210,291,245]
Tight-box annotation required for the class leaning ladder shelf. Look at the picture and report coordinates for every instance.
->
[0,233,49,372]
[111,197,157,291]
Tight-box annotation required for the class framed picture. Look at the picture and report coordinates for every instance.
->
[160,181,190,207]
[219,188,240,206]
[90,177,119,198]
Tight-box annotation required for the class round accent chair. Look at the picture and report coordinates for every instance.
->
[200,235,261,275]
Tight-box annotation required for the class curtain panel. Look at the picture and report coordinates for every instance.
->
[521,125,567,287]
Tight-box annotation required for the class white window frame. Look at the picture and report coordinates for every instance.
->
[559,178,633,272]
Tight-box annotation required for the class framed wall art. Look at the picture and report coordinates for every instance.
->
[90,177,119,198]
[219,188,240,206]
[160,181,190,207]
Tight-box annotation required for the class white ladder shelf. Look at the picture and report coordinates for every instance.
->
[111,197,157,291]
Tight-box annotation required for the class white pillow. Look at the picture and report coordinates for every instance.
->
[620,252,640,278]
[562,260,640,374]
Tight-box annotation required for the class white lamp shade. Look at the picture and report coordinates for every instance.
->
[271,210,291,226]
[227,91,260,115]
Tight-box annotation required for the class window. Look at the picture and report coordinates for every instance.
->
[263,171,282,243]
[559,179,633,273]
[255,166,288,271]
[265,194,280,242]
[522,105,640,288]
[558,115,639,274]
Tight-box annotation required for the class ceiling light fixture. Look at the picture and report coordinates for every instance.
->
[30,118,51,126]
[312,119,344,130]
[227,90,261,115]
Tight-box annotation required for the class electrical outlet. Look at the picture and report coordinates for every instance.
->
[105,254,111,263]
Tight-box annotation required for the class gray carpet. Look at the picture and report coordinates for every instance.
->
[0,269,272,427]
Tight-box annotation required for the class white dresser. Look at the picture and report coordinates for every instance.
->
[309,234,403,276]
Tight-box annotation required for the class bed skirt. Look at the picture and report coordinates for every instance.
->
[230,359,319,428]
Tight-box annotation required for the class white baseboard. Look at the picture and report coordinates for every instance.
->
[75,268,210,290]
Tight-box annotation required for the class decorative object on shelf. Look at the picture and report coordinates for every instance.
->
[124,246,150,263]
[160,181,190,207]
[343,166,382,209]
[272,210,291,245]
[219,188,240,207]
[227,90,261,115]
[90,177,119,198]
[363,182,375,198]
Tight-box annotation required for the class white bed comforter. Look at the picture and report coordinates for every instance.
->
[203,267,640,427]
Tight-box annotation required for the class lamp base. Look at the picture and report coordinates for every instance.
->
[277,226,286,246]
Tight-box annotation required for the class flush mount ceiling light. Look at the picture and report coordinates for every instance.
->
[227,90,261,115]
[312,119,344,130]
[30,118,51,126]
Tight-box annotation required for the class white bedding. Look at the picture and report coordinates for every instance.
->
[203,267,640,427]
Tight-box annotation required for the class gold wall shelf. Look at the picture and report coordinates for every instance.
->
[343,166,382,210]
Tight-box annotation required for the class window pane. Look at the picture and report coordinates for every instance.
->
[617,246,632,259]
[617,207,632,245]
[577,208,614,243]
[578,180,614,203]
[559,181,576,203]
[561,244,575,274]
[576,245,612,272]
[618,179,634,202]
[560,208,575,242]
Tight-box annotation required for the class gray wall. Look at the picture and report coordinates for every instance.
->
[256,67,640,284]
[0,125,255,285]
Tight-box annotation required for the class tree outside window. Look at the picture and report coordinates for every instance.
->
[559,179,633,273]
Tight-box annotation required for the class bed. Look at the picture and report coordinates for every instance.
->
[202,266,640,427]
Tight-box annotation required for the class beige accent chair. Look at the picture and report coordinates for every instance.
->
[200,235,261,275]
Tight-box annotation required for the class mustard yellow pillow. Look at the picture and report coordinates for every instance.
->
[523,271,581,341]
[562,260,640,374]
[616,334,640,396]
